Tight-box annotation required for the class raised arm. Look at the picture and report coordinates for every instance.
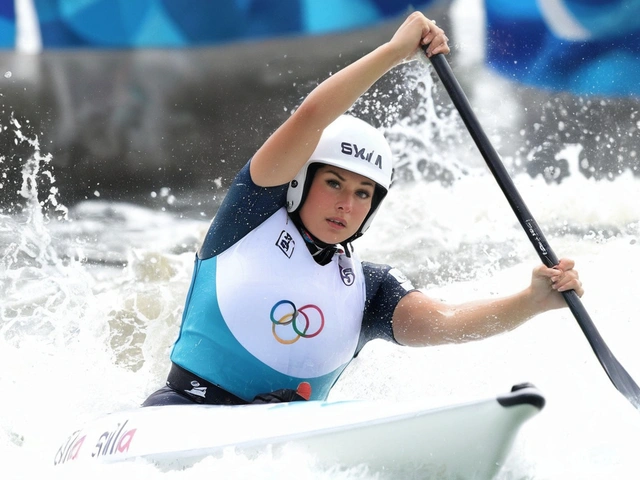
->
[392,258,584,346]
[249,12,450,187]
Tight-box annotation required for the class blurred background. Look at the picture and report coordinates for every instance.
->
[0,0,638,208]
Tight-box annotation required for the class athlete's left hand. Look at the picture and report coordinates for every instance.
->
[530,258,584,310]
[389,12,450,64]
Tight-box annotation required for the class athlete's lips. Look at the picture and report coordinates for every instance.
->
[326,217,346,229]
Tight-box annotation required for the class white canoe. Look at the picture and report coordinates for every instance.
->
[53,383,544,478]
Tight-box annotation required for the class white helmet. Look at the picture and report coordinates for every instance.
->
[286,115,393,235]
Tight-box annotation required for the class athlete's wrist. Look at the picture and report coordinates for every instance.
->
[374,42,409,70]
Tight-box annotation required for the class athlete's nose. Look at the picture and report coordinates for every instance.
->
[336,193,352,212]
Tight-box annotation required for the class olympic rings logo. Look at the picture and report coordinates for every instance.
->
[270,300,325,345]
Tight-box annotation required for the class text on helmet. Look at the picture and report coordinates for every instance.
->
[340,142,383,169]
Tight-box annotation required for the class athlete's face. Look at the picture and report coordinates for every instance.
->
[299,165,374,244]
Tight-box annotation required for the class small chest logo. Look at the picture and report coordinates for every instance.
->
[276,230,295,258]
[340,266,355,286]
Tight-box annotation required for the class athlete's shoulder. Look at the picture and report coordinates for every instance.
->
[199,159,288,259]
[356,262,415,353]
[362,262,415,294]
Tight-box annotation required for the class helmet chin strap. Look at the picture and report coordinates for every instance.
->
[289,211,348,265]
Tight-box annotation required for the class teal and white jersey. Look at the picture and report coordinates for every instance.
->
[171,207,366,401]
[169,160,416,402]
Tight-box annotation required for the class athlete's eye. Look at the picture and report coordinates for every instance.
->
[356,190,371,199]
[326,179,340,189]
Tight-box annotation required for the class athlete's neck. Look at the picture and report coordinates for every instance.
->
[289,212,337,266]
[299,225,337,266]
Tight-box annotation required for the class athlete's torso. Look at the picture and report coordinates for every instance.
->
[168,160,414,402]
[171,208,366,401]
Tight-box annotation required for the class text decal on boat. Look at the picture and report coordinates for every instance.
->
[53,430,86,466]
[53,419,137,465]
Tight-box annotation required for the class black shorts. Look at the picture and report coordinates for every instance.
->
[142,363,246,407]
[142,385,200,406]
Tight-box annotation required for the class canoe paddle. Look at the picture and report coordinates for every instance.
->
[424,49,640,410]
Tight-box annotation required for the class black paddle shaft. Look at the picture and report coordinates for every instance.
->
[426,51,640,409]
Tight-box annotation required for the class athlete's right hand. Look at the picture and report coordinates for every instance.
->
[389,11,449,63]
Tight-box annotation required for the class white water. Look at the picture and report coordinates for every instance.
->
[3,1,640,478]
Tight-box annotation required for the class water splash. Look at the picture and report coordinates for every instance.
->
[1,113,68,270]
[0,112,91,352]
[352,59,486,189]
